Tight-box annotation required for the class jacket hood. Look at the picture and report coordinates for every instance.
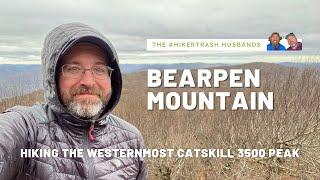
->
[41,22,122,123]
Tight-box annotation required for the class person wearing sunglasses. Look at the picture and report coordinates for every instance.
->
[285,33,302,51]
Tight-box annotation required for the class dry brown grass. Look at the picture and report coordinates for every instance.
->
[0,90,43,112]
[1,62,319,179]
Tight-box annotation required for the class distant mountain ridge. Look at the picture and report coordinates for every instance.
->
[0,63,227,78]
[1,62,318,78]
[0,62,319,99]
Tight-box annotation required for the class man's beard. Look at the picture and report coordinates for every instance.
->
[271,41,279,47]
[60,85,112,119]
[290,42,297,48]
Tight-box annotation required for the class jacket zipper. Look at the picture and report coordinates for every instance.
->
[89,122,95,142]
[84,121,95,180]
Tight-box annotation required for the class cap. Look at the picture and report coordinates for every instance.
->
[60,36,116,65]
[285,33,296,39]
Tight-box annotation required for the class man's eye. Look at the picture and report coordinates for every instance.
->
[67,66,81,73]
[94,67,107,73]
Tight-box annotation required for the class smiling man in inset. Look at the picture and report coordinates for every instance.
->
[285,33,302,51]
[267,32,286,51]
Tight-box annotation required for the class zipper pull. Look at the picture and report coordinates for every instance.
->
[89,121,95,142]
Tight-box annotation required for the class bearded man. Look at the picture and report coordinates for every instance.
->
[0,22,147,180]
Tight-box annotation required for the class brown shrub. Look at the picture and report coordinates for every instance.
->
[1,62,319,179]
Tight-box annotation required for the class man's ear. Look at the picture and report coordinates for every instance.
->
[55,58,64,104]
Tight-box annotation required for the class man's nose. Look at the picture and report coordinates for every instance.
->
[79,70,95,87]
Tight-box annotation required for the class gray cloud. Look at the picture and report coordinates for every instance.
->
[0,0,319,63]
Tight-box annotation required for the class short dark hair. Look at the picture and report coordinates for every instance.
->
[285,33,296,39]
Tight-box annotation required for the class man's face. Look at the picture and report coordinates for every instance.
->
[58,43,112,119]
[287,35,298,47]
[270,34,281,45]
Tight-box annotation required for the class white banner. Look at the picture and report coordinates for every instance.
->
[147,39,301,51]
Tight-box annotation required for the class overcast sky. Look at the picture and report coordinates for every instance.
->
[0,0,319,64]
